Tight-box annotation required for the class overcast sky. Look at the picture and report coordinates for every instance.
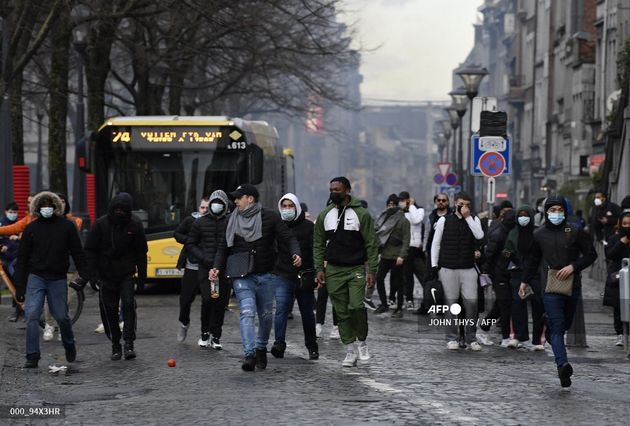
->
[341,0,483,102]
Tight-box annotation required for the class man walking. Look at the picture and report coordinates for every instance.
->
[212,184,301,371]
[398,191,425,311]
[14,192,91,368]
[313,177,379,367]
[430,192,484,351]
[84,193,148,361]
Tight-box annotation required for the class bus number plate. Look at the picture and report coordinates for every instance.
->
[156,268,184,277]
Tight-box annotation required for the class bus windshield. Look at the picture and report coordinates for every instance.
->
[106,150,246,233]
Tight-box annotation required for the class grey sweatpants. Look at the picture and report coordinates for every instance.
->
[439,267,478,343]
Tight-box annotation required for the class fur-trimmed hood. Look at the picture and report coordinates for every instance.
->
[30,191,64,218]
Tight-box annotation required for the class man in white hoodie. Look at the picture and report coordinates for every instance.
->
[398,191,425,311]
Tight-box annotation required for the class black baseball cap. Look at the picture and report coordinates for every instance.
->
[230,184,259,200]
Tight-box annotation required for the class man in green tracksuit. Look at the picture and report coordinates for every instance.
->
[314,177,379,368]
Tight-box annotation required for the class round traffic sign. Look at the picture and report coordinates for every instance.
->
[433,174,445,184]
[445,173,458,186]
[478,151,506,177]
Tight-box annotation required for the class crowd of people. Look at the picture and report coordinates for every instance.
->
[1,179,630,389]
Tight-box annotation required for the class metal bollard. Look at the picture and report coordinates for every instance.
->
[618,258,630,356]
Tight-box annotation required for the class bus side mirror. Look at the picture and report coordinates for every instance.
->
[247,144,264,184]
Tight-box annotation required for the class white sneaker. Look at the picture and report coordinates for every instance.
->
[94,323,105,333]
[476,332,494,346]
[519,340,534,350]
[177,323,189,343]
[506,338,519,349]
[198,334,210,348]
[387,299,396,308]
[329,325,340,339]
[43,324,54,341]
[342,351,358,367]
[500,338,511,348]
[469,341,482,351]
[446,340,459,350]
[357,341,371,362]
[615,335,624,347]
[532,343,545,351]
[405,300,415,311]
[315,323,323,338]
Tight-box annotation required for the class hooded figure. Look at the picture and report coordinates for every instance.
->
[13,191,90,368]
[521,194,596,388]
[84,192,148,361]
[184,189,231,348]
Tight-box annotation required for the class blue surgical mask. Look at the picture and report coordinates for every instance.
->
[6,212,18,221]
[40,207,54,218]
[547,212,564,225]
[210,203,224,215]
[280,208,296,221]
[518,217,530,227]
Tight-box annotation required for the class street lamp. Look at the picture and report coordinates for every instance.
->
[434,133,447,162]
[72,25,88,224]
[449,86,468,190]
[456,65,488,199]
[445,106,460,178]
[438,120,452,162]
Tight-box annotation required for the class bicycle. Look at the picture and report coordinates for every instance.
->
[0,263,85,326]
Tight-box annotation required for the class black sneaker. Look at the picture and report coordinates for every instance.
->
[8,309,19,322]
[255,348,268,369]
[363,297,377,311]
[210,336,222,350]
[65,344,77,363]
[124,342,136,360]
[374,305,389,314]
[111,343,122,361]
[558,363,573,388]
[308,348,319,360]
[391,308,403,319]
[270,341,286,358]
[241,356,256,371]
[24,354,39,368]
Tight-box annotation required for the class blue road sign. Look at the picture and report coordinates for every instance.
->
[471,135,511,177]
[439,185,461,197]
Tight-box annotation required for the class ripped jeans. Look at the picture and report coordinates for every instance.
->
[232,273,276,357]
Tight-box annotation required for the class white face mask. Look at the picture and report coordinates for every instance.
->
[6,212,18,221]
[40,207,54,218]
[210,203,224,215]
[518,217,531,227]
[594,198,603,207]
[398,202,407,210]
[280,208,296,221]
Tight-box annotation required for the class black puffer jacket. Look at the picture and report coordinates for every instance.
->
[84,193,148,282]
[274,211,313,280]
[186,190,230,270]
[226,208,300,274]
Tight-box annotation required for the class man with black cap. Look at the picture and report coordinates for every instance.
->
[313,177,379,367]
[84,192,148,361]
[373,194,410,318]
[520,195,596,388]
[397,191,425,311]
[211,184,301,371]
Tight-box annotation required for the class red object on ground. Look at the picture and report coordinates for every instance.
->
[12,165,30,219]
[86,173,96,225]
[167,358,176,367]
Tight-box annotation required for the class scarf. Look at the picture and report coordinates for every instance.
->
[375,208,404,246]
[226,202,262,247]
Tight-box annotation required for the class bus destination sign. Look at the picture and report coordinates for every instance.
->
[109,126,246,151]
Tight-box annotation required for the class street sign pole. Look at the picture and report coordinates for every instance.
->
[487,177,496,225]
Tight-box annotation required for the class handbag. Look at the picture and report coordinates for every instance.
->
[545,269,573,296]
[297,269,316,292]
[225,250,255,279]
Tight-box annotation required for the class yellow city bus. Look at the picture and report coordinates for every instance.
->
[78,116,294,280]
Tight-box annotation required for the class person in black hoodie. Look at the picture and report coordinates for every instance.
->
[604,212,630,347]
[14,191,90,368]
[185,190,230,349]
[84,192,148,361]
[270,193,318,360]
[174,196,209,344]
[521,195,596,388]
[211,184,301,371]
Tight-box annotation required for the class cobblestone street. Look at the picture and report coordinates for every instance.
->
[1,278,630,425]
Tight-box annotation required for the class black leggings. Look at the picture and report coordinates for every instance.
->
[376,257,403,308]
[179,268,229,337]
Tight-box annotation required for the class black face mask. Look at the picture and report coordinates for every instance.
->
[621,227,630,238]
[329,192,345,206]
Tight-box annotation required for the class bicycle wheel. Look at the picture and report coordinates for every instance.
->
[67,284,85,324]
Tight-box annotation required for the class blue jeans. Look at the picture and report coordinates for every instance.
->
[543,288,579,366]
[272,275,295,343]
[24,274,74,358]
[233,273,276,357]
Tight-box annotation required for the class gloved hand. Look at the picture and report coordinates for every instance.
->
[70,277,88,291]
[90,279,101,292]
[426,266,439,282]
